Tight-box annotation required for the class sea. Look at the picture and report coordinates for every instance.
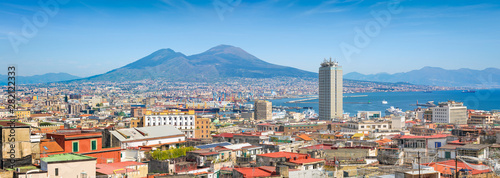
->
[269,89,500,116]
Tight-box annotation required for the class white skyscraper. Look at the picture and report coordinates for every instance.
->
[319,58,343,120]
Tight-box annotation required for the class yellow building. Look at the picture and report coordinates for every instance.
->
[14,110,31,118]
[130,118,143,128]
[195,117,212,139]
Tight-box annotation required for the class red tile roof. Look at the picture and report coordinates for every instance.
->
[296,134,313,141]
[424,160,491,175]
[288,158,325,165]
[233,167,273,178]
[257,152,308,159]
[213,133,234,138]
[398,134,450,139]
[40,141,64,153]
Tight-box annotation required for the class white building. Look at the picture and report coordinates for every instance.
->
[341,121,391,133]
[431,101,467,125]
[110,125,186,149]
[0,109,14,118]
[357,111,381,119]
[144,113,196,138]
[391,116,405,130]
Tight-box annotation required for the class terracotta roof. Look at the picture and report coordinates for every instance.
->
[257,166,276,173]
[296,134,313,141]
[398,134,450,139]
[257,152,308,158]
[40,141,64,153]
[233,167,272,178]
[213,133,234,138]
[424,160,491,175]
[288,158,325,164]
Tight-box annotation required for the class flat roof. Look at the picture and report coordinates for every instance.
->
[458,144,491,150]
[41,153,96,163]
[0,120,30,127]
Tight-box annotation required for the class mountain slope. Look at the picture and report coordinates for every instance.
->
[344,67,500,87]
[0,73,81,85]
[82,45,317,82]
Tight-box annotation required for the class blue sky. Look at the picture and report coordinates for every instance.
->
[1,0,499,77]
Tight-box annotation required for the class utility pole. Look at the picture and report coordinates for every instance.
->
[455,149,458,178]
[417,151,421,178]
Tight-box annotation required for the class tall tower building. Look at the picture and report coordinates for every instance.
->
[254,100,272,120]
[319,58,343,120]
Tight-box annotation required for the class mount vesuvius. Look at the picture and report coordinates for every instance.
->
[83,45,317,82]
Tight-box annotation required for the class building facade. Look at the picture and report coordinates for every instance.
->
[254,100,272,120]
[110,125,186,149]
[45,131,121,164]
[195,117,211,139]
[431,101,467,125]
[319,59,343,120]
[468,114,495,126]
[0,121,32,169]
[143,110,196,138]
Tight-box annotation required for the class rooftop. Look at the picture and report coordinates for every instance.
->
[458,144,491,150]
[0,120,30,127]
[196,142,232,149]
[110,125,183,142]
[288,158,325,165]
[41,153,96,163]
[40,141,64,153]
[424,160,491,175]
[233,167,273,178]
[257,151,308,158]
[96,161,145,175]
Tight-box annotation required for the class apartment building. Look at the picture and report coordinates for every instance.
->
[254,100,272,120]
[143,110,196,138]
[195,117,211,139]
[340,121,391,133]
[431,101,467,125]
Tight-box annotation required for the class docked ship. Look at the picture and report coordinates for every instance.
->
[272,109,286,120]
[302,109,318,120]
[462,90,476,93]
[410,101,436,107]
[385,106,405,116]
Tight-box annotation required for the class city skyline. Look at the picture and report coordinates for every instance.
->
[1,0,499,77]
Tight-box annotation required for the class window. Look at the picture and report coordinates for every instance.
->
[72,141,79,152]
[91,139,97,150]
[55,168,59,176]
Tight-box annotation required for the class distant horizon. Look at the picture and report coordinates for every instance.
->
[7,63,499,79]
[1,1,499,76]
